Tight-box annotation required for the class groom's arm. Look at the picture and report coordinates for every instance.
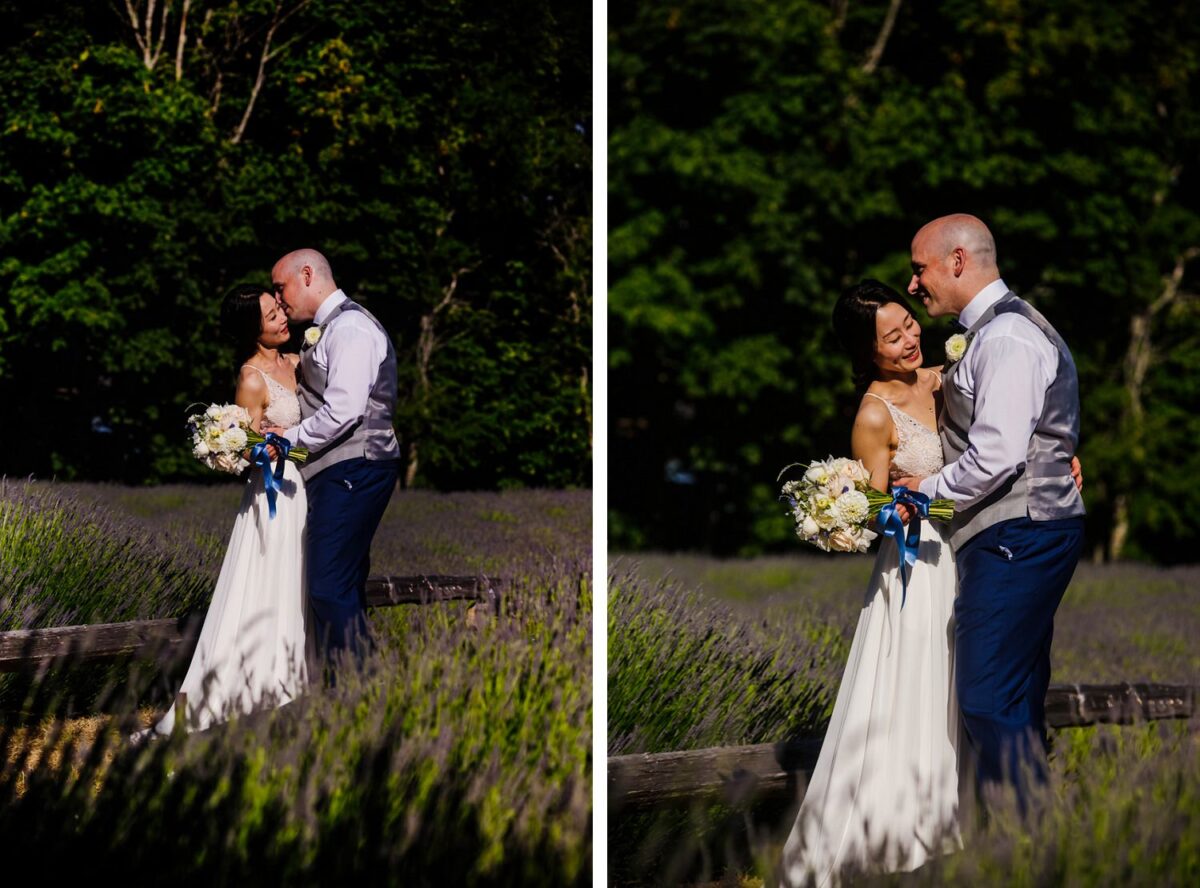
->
[281,317,386,450]
[917,326,1056,509]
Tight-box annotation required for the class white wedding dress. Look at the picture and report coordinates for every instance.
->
[134,367,312,740]
[779,393,962,886]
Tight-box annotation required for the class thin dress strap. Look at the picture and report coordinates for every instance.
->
[862,391,890,406]
[240,364,278,403]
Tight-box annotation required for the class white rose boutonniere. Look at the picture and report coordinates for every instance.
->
[304,326,322,347]
[945,333,968,363]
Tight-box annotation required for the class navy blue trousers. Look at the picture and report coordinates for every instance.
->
[305,457,399,665]
[955,515,1085,808]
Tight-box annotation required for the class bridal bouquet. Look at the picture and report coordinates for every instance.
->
[187,403,309,475]
[778,456,953,553]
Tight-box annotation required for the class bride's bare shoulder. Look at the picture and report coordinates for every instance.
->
[854,390,893,432]
[235,365,269,400]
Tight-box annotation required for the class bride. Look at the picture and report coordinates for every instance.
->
[132,285,313,742]
[779,279,962,885]
[779,279,1081,884]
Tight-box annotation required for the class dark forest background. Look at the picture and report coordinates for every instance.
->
[609,0,1200,564]
[0,0,591,491]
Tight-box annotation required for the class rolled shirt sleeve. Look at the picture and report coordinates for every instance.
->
[918,323,1056,509]
[282,314,387,451]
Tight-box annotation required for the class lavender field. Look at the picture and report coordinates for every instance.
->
[0,478,591,884]
[609,552,1200,886]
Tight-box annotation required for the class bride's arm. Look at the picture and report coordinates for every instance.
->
[850,398,894,495]
[234,368,269,434]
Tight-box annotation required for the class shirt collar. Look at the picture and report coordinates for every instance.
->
[957,278,1009,329]
[313,289,347,326]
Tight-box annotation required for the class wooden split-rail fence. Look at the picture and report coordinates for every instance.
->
[0,575,502,673]
[609,682,1198,810]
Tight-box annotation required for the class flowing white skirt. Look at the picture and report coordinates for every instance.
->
[138,461,312,738]
[780,525,963,887]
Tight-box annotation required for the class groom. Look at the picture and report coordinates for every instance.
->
[895,214,1086,811]
[266,248,401,669]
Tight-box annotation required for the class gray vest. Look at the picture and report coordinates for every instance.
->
[297,299,400,479]
[940,292,1085,549]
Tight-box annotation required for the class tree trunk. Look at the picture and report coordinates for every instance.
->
[1109,248,1197,559]
[174,0,191,82]
[862,0,903,74]
[405,265,474,488]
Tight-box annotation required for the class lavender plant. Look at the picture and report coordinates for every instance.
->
[609,552,1200,886]
[1,479,591,883]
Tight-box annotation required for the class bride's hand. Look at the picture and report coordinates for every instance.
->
[1071,455,1083,492]
[260,425,287,461]
[889,476,924,525]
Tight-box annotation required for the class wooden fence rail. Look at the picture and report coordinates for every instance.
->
[0,575,502,672]
[609,682,1197,810]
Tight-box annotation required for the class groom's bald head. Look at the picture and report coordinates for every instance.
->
[272,248,338,321]
[908,214,1001,318]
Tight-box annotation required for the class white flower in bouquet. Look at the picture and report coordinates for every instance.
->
[828,529,857,552]
[214,451,242,473]
[193,440,210,458]
[801,514,820,537]
[220,404,250,428]
[832,489,870,525]
[221,427,248,452]
[206,404,223,419]
[804,463,829,484]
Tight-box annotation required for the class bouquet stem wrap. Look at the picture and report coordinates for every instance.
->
[875,486,934,609]
[249,433,297,520]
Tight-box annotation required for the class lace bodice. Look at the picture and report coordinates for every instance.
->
[243,364,301,430]
[864,392,945,481]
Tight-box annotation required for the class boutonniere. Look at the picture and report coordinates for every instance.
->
[304,326,322,347]
[945,333,968,363]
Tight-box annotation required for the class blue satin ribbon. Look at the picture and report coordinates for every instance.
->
[249,433,292,520]
[876,486,932,608]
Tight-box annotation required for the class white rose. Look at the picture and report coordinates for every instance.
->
[305,326,322,346]
[828,529,857,552]
[193,440,210,458]
[221,427,248,452]
[206,404,222,419]
[801,515,820,537]
[222,404,250,427]
[832,490,870,525]
[214,451,240,473]
[945,333,968,363]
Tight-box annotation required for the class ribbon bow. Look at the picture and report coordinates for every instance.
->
[248,433,292,520]
[875,486,932,609]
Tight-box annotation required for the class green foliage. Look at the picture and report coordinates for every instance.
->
[0,0,590,489]
[610,0,1200,562]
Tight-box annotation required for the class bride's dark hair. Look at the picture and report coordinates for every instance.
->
[831,279,919,388]
[220,284,272,372]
